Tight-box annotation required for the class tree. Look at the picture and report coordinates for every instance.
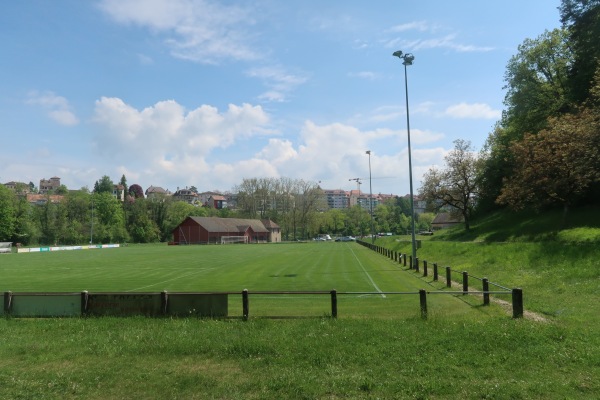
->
[560,0,600,104]
[479,29,574,210]
[128,184,144,199]
[419,140,480,230]
[94,175,114,194]
[0,185,16,241]
[119,174,128,197]
[497,107,600,223]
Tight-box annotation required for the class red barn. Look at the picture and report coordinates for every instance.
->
[172,217,280,244]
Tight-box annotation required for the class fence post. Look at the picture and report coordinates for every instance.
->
[512,288,523,318]
[419,289,427,319]
[409,255,412,270]
[446,267,452,288]
[161,290,169,315]
[462,271,469,294]
[415,257,419,272]
[330,289,338,318]
[80,290,89,316]
[423,260,428,277]
[4,291,12,315]
[242,289,249,321]
[403,254,407,267]
[433,263,438,281]
[482,278,490,306]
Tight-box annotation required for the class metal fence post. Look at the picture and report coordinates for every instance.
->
[462,271,469,294]
[415,257,419,272]
[512,288,523,318]
[423,260,428,277]
[242,289,249,321]
[446,267,452,288]
[331,289,338,318]
[433,263,438,281]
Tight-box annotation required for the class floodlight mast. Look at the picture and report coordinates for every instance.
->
[393,50,417,269]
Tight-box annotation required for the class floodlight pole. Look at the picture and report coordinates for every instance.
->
[366,150,375,244]
[90,193,94,245]
[393,50,417,269]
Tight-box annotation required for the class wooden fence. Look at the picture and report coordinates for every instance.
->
[356,239,523,318]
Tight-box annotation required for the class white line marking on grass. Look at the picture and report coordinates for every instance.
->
[348,245,386,298]
[125,268,216,292]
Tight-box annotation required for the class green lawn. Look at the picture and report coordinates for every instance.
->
[1,242,496,319]
[0,239,597,399]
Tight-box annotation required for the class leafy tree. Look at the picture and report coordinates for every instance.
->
[92,192,128,243]
[560,0,600,104]
[503,29,573,136]
[126,198,160,243]
[497,104,600,224]
[0,185,16,241]
[419,139,480,231]
[94,175,114,194]
[129,184,144,199]
[55,184,69,195]
[479,29,574,210]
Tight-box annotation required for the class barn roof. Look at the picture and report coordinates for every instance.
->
[187,217,269,233]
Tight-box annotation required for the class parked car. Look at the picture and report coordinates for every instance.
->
[335,236,356,242]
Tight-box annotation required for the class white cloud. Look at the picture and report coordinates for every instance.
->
[389,21,432,33]
[26,91,79,126]
[246,66,309,103]
[92,97,272,185]
[98,0,259,64]
[347,71,378,80]
[444,102,501,119]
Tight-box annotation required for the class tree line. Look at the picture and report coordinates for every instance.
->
[0,174,431,245]
[419,0,600,230]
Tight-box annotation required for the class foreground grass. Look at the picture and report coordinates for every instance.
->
[1,316,597,399]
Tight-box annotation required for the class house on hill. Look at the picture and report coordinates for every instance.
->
[172,217,281,244]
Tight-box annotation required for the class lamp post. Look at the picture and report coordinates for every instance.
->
[366,150,375,244]
[393,50,417,269]
[90,193,94,245]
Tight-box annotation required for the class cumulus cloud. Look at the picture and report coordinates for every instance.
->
[98,0,259,64]
[26,91,79,126]
[444,102,501,119]
[92,97,272,184]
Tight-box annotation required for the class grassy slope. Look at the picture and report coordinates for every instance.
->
[0,207,599,399]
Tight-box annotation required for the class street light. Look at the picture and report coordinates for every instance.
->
[393,50,417,269]
[366,150,375,244]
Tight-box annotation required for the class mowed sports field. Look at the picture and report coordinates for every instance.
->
[0,242,496,319]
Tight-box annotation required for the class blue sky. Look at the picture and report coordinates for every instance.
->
[1,0,562,196]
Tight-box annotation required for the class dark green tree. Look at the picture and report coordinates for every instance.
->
[0,185,16,241]
[560,0,600,104]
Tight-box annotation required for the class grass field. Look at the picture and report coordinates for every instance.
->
[1,229,598,399]
[1,241,500,319]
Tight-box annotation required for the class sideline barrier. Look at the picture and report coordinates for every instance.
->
[17,244,120,254]
[2,291,228,318]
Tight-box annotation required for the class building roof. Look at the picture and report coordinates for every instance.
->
[261,219,280,229]
[185,217,269,234]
